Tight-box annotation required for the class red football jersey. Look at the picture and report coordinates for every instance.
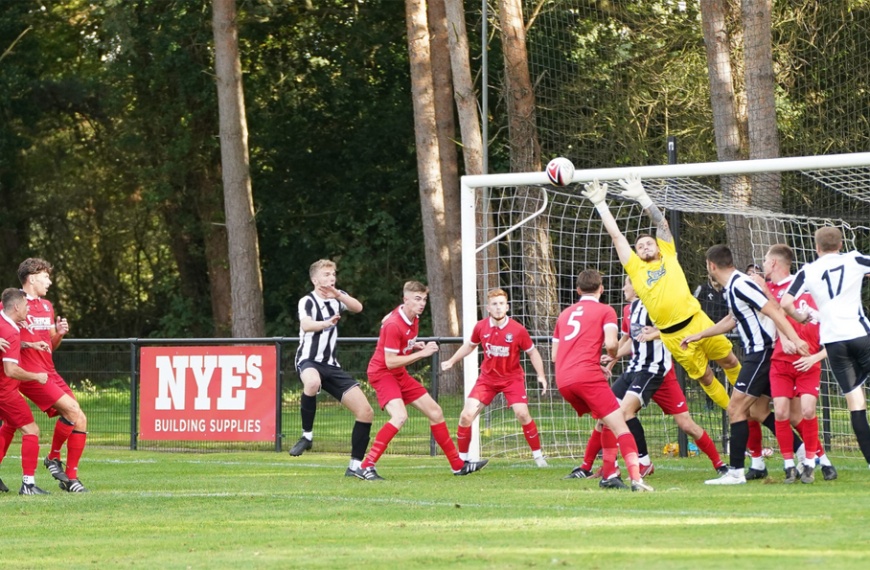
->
[18,296,58,374]
[470,317,534,380]
[367,306,420,377]
[0,312,23,389]
[767,276,821,363]
[552,297,618,387]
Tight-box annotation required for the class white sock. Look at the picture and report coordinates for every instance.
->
[784,459,795,468]
[532,449,543,459]
[349,459,361,471]
[22,475,35,485]
[819,453,832,467]
[459,452,468,461]
[639,455,651,466]
[302,431,313,441]
[751,456,766,470]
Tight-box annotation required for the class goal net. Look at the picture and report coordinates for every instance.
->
[458,153,870,463]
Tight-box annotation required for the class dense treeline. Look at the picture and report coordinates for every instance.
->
[1,0,425,338]
[3,0,870,339]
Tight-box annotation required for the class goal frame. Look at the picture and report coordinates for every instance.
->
[458,151,870,461]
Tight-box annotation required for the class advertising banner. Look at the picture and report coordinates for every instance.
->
[139,346,277,441]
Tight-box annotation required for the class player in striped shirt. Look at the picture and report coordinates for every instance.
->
[290,260,374,476]
[781,227,870,473]
[441,288,549,467]
[682,245,808,485]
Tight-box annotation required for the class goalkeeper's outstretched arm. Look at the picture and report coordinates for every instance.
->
[582,180,633,265]
[618,173,672,243]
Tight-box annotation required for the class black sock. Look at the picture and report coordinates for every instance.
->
[729,420,749,469]
[626,417,648,458]
[351,421,372,461]
[850,410,870,463]
[301,394,317,434]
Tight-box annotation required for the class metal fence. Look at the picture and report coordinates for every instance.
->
[47,336,852,459]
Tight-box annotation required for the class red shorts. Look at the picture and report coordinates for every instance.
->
[0,382,36,429]
[770,358,821,399]
[18,372,75,415]
[368,370,429,409]
[558,380,619,420]
[469,374,528,407]
[652,369,689,416]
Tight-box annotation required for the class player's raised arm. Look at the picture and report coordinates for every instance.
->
[618,173,672,243]
[582,180,633,265]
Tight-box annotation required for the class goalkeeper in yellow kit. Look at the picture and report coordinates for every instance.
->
[583,174,739,409]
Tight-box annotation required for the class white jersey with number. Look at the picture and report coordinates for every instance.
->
[787,251,870,343]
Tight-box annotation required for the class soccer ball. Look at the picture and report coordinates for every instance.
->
[545,157,575,186]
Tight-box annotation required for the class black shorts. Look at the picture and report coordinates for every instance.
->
[297,360,360,401]
[824,336,870,395]
[611,370,664,407]
[733,349,771,398]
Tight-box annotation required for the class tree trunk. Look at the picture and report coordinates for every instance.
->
[443,0,499,312]
[212,0,265,337]
[428,0,463,326]
[700,0,754,268]
[498,0,558,338]
[197,167,233,337]
[742,0,784,257]
[406,0,459,342]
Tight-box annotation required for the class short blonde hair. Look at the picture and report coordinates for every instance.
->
[309,259,336,279]
[815,227,843,254]
[403,280,429,296]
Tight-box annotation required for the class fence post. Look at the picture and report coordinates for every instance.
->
[275,340,284,452]
[429,345,439,457]
[130,340,139,450]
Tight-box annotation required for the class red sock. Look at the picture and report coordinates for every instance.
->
[617,432,641,481]
[581,429,602,471]
[747,420,763,457]
[431,422,465,470]
[695,431,725,469]
[600,427,618,479]
[456,424,472,454]
[361,422,399,469]
[21,434,39,477]
[775,419,794,459]
[65,431,87,479]
[50,419,75,460]
[521,420,542,453]
[0,422,16,464]
[798,418,820,461]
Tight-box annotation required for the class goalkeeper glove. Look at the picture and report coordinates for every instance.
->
[582,179,608,205]
[618,172,653,209]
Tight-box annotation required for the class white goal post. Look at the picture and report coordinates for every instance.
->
[458,152,870,462]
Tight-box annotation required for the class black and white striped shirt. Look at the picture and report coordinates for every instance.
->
[295,291,347,368]
[624,299,672,375]
[725,271,775,354]
[787,251,870,343]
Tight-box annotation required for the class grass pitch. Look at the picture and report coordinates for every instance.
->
[2,449,870,569]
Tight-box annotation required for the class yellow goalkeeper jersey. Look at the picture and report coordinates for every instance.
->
[624,237,701,329]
